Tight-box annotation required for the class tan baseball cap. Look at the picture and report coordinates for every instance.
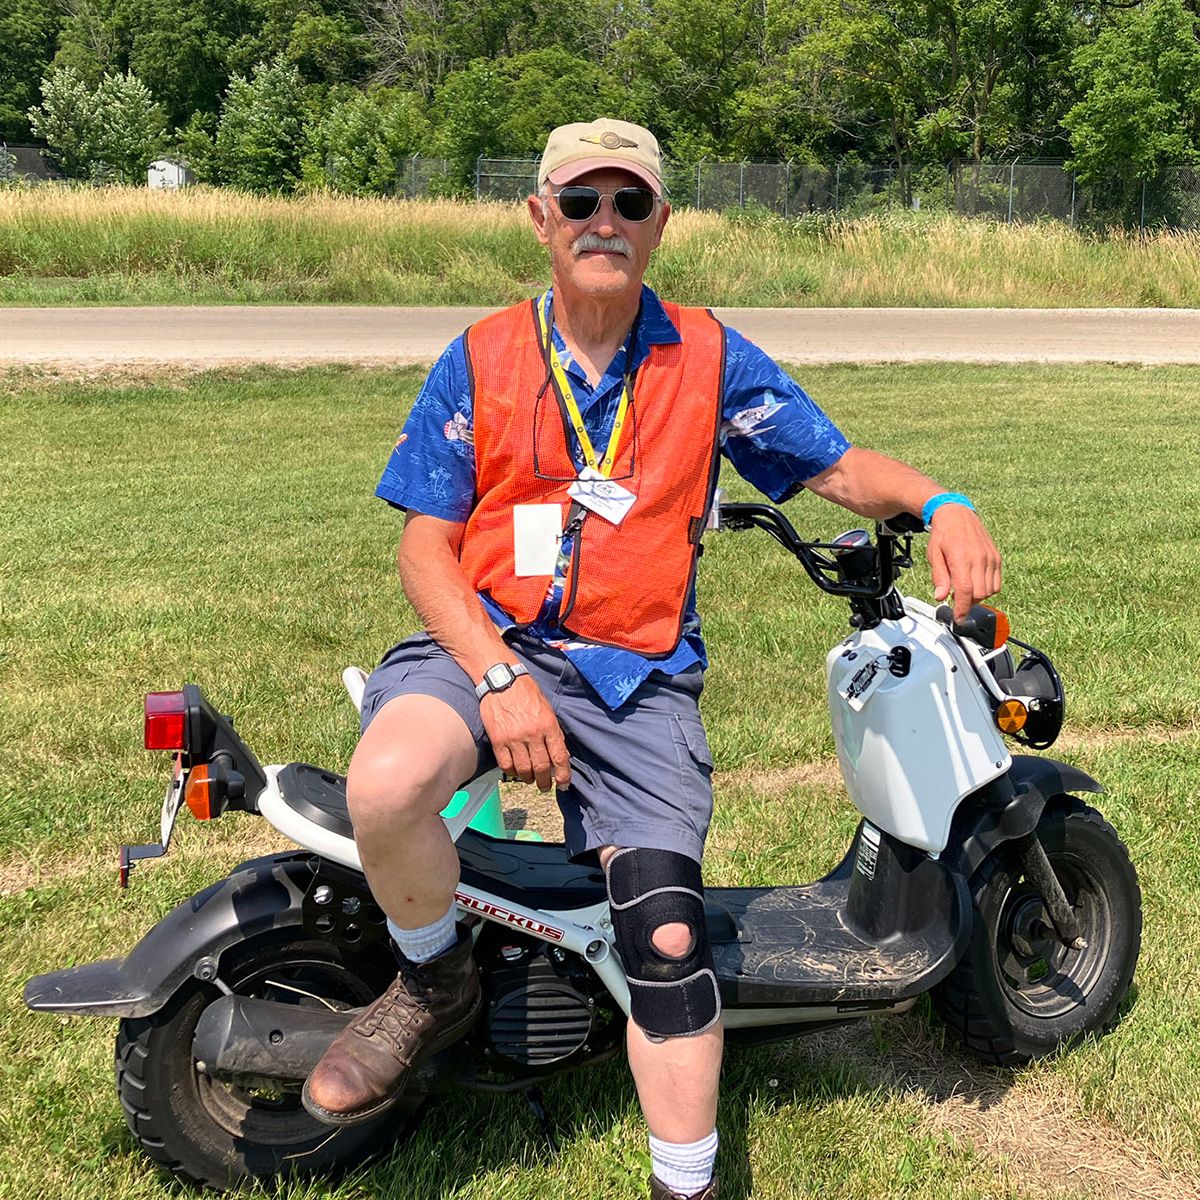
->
[538,118,663,195]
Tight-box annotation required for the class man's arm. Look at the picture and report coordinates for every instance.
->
[398,512,571,792]
[803,446,1001,622]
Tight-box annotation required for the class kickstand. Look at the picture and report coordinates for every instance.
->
[522,1085,559,1155]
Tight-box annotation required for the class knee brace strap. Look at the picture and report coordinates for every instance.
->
[606,847,721,1039]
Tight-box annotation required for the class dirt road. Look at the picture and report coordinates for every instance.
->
[3,305,1199,366]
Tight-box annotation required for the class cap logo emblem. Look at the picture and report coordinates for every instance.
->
[582,131,638,150]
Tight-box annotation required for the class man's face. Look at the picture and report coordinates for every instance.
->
[528,167,671,301]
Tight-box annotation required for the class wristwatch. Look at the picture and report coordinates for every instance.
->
[474,662,530,699]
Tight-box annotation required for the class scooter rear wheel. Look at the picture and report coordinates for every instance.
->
[932,798,1141,1066]
[115,931,422,1190]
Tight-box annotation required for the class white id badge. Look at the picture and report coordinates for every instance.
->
[567,466,637,525]
[513,504,562,576]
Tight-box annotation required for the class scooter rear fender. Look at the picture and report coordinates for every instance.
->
[24,852,314,1019]
[945,753,1102,878]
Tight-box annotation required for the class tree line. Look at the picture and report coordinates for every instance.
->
[3,0,1199,196]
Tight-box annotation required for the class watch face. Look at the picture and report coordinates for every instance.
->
[485,665,513,690]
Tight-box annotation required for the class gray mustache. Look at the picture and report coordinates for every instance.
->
[572,233,633,257]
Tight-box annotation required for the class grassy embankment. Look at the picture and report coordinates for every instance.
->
[3,186,1200,307]
[3,361,1199,1199]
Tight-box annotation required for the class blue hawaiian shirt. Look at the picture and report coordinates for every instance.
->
[376,285,850,708]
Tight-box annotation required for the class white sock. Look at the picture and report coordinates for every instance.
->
[387,904,457,963]
[649,1129,718,1195]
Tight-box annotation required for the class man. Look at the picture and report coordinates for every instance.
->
[303,118,1001,1198]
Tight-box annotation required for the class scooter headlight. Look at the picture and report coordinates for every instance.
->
[998,639,1065,750]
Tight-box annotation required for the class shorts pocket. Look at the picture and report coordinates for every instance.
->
[671,713,714,841]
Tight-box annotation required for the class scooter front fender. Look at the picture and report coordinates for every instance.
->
[24,852,314,1019]
[946,753,1102,878]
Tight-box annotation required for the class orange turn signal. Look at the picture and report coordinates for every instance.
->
[996,699,1028,734]
[983,605,1011,649]
[185,764,215,820]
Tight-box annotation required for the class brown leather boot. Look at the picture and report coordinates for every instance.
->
[302,927,481,1125]
[650,1175,718,1199]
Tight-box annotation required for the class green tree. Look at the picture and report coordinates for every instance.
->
[27,66,101,176]
[433,49,634,189]
[28,65,166,180]
[213,55,309,190]
[615,0,765,155]
[433,58,510,186]
[0,0,63,141]
[1065,0,1200,185]
[315,86,428,193]
[95,70,168,180]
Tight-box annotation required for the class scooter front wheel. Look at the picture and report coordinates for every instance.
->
[115,931,422,1190]
[932,798,1141,1066]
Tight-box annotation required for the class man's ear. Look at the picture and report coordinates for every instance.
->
[527,193,551,246]
[651,200,671,250]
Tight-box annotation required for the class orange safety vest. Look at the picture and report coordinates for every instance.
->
[459,297,725,656]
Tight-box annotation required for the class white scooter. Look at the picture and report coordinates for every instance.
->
[25,505,1142,1190]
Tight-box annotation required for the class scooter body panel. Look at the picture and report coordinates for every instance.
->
[826,601,1011,853]
[24,853,315,1018]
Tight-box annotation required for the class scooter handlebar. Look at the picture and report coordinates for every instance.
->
[716,501,918,599]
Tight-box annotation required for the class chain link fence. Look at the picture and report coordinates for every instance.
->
[472,156,1200,231]
[8,142,1200,230]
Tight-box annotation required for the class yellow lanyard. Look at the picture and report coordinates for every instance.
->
[537,296,633,479]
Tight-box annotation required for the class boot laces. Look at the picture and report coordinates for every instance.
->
[358,961,433,1042]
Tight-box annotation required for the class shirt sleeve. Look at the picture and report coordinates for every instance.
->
[374,335,477,523]
[719,326,851,502]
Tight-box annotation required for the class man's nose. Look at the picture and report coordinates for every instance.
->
[593,195,620,235]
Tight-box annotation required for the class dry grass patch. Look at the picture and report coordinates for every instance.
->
[797,1019,1200,1200]
[6,187,1200,306]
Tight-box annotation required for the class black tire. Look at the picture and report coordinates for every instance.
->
[933,798,1142,1066]
[115,932,422,1190]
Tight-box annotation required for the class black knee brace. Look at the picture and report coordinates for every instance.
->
[606,847,721,1039]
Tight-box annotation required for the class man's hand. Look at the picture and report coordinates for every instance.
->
[927,503,1002,622]
[480,676,572,792]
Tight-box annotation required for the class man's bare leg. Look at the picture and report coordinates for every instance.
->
[346,694,480,927]
[598,845,724,1145]
[303,693,483,1123]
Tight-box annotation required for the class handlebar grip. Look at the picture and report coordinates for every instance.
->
[880,512,925,536]
[937,603,1004,648]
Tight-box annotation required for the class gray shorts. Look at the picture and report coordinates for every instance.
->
[360,632,714,864]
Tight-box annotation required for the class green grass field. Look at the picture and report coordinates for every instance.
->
[3,362,1199,1198]
[4,187,1200,308]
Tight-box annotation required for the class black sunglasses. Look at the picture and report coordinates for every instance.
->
[550,186,659,223]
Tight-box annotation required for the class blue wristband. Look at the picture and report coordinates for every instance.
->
[922,492,975,528]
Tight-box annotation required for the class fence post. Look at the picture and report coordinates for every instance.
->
[739,160,746,208]
[1008,159,1017,223]
[410,154,417,198]
[1070,174,1076,226]
[474,156,482,201]
[784,159,791,218]
[1140,179,1147,235]
[696,158,704,208]
[834,160,840,213]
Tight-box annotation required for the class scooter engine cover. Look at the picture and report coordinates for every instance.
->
[482,944,599,1068]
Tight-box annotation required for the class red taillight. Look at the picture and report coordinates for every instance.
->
[144,691,186,750]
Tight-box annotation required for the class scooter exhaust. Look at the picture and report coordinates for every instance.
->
[192,996,352,1085]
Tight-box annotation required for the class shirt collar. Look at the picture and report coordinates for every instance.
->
[543,284,681,379]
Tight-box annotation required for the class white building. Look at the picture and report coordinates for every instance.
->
[147,159,193,189]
